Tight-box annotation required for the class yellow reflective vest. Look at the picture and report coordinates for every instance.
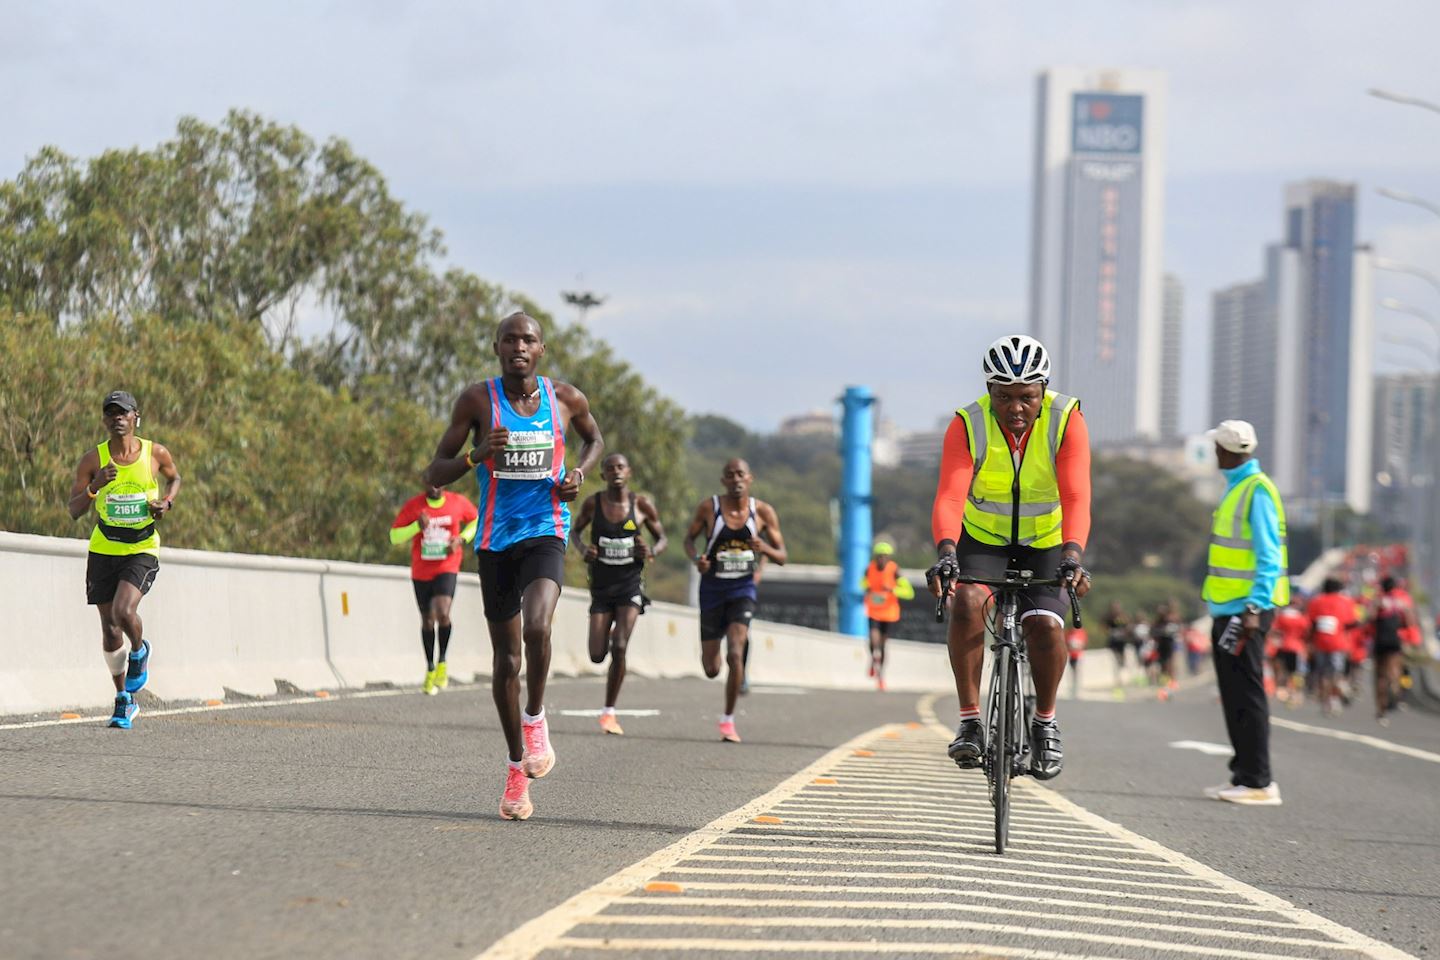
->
[88,438,160,557]
[1201,471,1290,607]
[956,391,1078,549]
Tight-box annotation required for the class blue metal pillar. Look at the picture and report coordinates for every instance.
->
[837,386,875,638]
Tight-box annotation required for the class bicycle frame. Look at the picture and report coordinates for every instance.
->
[937,567,1080,856]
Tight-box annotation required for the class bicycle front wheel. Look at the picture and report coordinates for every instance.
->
[991,644,1012,855]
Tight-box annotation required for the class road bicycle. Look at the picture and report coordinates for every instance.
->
[935,567,1081,854]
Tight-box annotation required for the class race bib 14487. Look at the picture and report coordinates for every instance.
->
[493,430,555,480]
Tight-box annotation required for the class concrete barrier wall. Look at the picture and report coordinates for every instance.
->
[0,531,960,716]
[1,531,1159,717]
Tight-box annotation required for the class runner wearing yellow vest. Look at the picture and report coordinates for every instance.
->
[66,391,181,730]
[927,335,1093,782]
[1200,419,1288,806]
[862,542,914,690]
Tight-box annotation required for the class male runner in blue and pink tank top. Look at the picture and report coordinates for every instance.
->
[683,458,787,743]
[425,312,603,821]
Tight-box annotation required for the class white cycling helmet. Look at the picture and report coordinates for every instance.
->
[982,334,1051,385]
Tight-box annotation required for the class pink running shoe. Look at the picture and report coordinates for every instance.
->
[598,713,624,736]
[499,765,533,821]
[718,719,741,743]
[521,715,556,779]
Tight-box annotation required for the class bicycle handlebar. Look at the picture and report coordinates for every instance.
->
[933,569,1083,630]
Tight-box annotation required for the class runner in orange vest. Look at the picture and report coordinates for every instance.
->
[863,542,914,691]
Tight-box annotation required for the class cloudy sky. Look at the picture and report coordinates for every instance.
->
[5,1,1440,433]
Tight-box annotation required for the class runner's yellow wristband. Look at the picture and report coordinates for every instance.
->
[85,487,98,499]
[464,450,476,468]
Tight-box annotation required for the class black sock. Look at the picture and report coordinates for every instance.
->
[422,627,436,670]
[438,624,452,663]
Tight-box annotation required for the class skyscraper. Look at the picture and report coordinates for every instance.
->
[1029,67,1167,444]
[1160,273,1183,439]
[1208,182,1372,514]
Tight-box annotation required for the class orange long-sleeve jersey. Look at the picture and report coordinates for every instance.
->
[931,408,1092,551]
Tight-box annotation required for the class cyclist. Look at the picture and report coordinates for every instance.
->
[927,334,1092,781]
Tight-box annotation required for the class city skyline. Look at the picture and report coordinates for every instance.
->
[2,3,1439,434]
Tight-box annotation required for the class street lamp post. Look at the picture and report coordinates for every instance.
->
[561,290,607,325]
[1369,86,1440,609]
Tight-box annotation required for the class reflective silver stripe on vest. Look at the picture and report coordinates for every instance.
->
[1047,393,1075,453]
[961,401,986,473]
[1208,566,1256,580]
[1211,477,1288,552]
[968,496,1059,517]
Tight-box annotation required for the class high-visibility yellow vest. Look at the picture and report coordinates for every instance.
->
[88,438,160,557]
[1201,472,1290,607]
[956,391,1078,549]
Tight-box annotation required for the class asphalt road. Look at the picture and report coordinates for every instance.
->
[3,670,1436,959]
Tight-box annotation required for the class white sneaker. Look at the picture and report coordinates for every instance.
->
[1202,782,1231,800]
[1215,782,1281,806]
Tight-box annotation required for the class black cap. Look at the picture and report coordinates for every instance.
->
[102,391,138,413]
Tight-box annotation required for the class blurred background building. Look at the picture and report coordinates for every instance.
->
[1029,66,1168,444]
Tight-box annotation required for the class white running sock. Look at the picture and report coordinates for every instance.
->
[721,713,735,724]
[1034,708,1056,724]
[522,708,544,724]
[601,707,616,716]
[507,759,523,772]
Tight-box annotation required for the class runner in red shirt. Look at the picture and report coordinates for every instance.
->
[1065,627,1087,700]
[391,482,480,694]
[1305,579,1358,716]
[1268,599,1310,704]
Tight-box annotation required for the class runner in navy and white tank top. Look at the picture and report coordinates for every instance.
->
[423,311,604,822]
[683,458,788,744]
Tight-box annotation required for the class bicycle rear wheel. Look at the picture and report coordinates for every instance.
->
[991,644,1012,855]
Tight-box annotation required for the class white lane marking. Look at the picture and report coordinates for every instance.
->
[0,686,416,730]
[556,709,661,718]
[1169,739,1234,756]
[473,723,889,960]
[737,820,1153,856]
[551,939,1110,959]
[723,830,1179,868]
[1272,716,1440,764]
[920,716,1416,960]
[706,843,1197,881]
[658,888,1310,929]
[578,914,1337,960]
[657,867,1239,908]
[680,855,1226,894]
[670,881,1300,919]
[764,805,1115,839]
[746,685,809,695]
[607,897,1341,949]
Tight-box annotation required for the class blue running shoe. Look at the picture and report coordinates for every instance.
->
[124,640,150,694]
[108,692,138,729]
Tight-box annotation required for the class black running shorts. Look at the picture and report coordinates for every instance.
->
[86,552,159,606]
[589,577,649,616]
[868,618,892,638]
[475,536,566,622]
[954,531,1067,622]
[700,597,757,642]
[412,573,458,613]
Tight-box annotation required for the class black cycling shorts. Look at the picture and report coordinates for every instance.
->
[954,531,1066,622]
[412,573,458,612]
[475,536,566,622]
[700,597,757,642]
[86,552,159,606]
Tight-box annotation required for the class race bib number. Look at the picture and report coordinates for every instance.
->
[715,547,756,579]
[419,516,454,560]
[1315,615,1339,635]
[598,535,636,566]
[868,592,888,606]
[494,431,555,481]
[104,491,149,524]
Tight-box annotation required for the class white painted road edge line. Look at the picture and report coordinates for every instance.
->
[473,722,894,960]
[917,706,1417,960]
[0,685,417,729]
[1272,716,1440,764]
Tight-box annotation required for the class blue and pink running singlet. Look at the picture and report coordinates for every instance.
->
[474,377,569,551]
